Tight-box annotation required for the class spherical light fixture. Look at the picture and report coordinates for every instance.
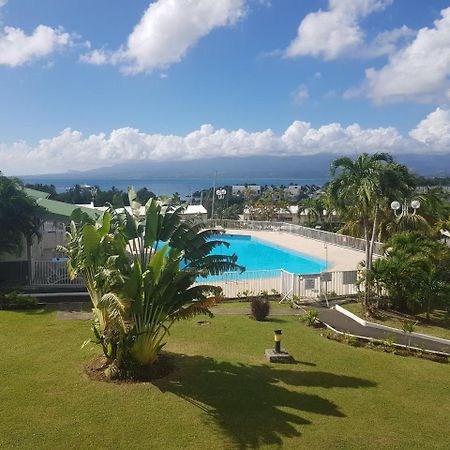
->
[390,200,401,211]
[216,188,226,200]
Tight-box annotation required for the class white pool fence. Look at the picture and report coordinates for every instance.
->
[31,260,84,287]
[30,261,360,300]
[206,219,382,255]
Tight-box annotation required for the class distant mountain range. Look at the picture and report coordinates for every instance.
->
[43,153,450,179]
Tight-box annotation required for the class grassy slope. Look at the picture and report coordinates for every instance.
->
[344,302,450,340]
[0,309,449,450]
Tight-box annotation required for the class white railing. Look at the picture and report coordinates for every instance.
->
[31,261,84,286]
[207,219,382,255]
[30,262,362,301]
[198,269,281,299]
[280,269,360,300]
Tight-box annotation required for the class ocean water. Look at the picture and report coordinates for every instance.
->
[21,176,328,198]
[207,234,327,279]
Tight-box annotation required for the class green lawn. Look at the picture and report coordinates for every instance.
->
[212,300,295,312]
[1,309,449,449]
[343,302,450,340]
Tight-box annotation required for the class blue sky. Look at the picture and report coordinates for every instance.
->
[1,0,450,174]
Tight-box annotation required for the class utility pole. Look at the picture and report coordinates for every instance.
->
[211,171,217,219]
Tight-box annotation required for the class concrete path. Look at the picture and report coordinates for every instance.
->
[314,307,450,354]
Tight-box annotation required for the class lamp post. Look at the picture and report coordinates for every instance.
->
[216,188,226,200]
[212,187,227,219]
[390,199,421,218]
[274,329,282,353]
[322,244,330,308]
[90,187,98,207]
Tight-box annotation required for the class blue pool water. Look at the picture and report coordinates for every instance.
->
[209,234,326,278]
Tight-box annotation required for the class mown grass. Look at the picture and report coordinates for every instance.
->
[0,308,449,449]
[344,302,450,340]
[212,300,294,312]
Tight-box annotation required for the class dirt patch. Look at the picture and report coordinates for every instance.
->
[84,354,175,383]
[56,311,91,321]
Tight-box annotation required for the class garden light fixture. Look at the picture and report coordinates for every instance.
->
[390,199,420,218]
[274,329,282,353]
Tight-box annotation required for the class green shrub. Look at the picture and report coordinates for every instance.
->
[322,329,336,339]
[301,309,319,327]
[380,334,396,352]
[343,333,359,347]
[251,297,270,321]
[0,291,38,310]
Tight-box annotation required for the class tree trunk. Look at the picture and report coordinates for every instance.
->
[363,220,370,310]
[26,235,32,285]
[368,207,379,271]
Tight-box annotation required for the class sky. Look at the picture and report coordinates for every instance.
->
[1,0,450,175]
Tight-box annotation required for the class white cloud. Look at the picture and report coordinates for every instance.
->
[79,48,108,65]
[409,107,450,149]
[291,84,309,105]
[284,0,393,60]
[362,7,450,103]
[2,108,450,175]
[364,26,415,58]
[81,0,246,74]
[0,7,74,67]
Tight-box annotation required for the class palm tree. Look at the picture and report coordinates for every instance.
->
[62,189,243,378]
[328,153,413,308]
[298,197,324,227]
[0,174,44,279]
[368,232,450,314]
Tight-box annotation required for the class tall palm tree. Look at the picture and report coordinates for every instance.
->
[328,153,413,307]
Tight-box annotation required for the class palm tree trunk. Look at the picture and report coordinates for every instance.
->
[26,236,32,285]
[364,220,370,310]
[368,207,379,271]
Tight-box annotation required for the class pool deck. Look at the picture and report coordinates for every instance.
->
[226,230,365,271]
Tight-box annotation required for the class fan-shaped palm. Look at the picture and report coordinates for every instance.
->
[62,189,243,377]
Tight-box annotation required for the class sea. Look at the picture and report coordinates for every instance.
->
[21,176,329,198]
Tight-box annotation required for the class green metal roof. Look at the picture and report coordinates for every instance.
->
[24,187,51,200]
[24,187,102,221]
[35,197,100,221]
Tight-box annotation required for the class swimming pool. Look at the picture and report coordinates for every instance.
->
[209,234,327,277]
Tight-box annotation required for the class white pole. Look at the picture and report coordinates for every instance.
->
[211,171,217,219]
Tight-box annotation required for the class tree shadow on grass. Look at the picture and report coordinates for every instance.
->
[265,317,289,324]
[153,354,376,448]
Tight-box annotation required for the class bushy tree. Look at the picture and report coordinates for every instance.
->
[250,188,289,221]
[0,174,44,259]
[368,232,450,316]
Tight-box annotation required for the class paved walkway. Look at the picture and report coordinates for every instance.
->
[314,307,450,354]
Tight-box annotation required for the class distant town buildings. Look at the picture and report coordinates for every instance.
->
[231,185,261,196]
